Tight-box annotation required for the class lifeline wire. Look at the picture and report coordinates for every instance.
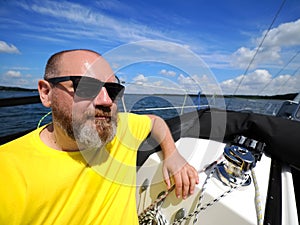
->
[231,0,287,96]
[227,0,288,111]
[258,50,300,96]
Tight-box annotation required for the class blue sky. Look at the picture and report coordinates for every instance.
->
[0,0,300,95]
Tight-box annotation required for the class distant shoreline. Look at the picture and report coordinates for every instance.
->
[0,85,297,100]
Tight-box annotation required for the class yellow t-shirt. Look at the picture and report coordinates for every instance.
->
[0,113,151,225]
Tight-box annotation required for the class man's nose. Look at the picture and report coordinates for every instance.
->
[93,87,113,106]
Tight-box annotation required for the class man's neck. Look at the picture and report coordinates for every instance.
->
[40,124,79,151]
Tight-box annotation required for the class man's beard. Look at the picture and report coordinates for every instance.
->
[74,115,117,150]
[52,105,117,150]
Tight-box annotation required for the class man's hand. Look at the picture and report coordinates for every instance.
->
[162,150,199,199]
[147,114,199,199]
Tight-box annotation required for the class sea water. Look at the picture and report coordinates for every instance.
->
[0,91,284,139]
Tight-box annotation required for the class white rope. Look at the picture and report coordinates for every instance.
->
[138,161,251,225]
[138,205,169,225]
[192,164,216,224]
[251,168,264,225]
[138,188,174,225]
[173,178,245,225]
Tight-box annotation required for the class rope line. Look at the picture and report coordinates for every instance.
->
[138,185,175,223]
[173,174,246,225]
[251,168,264,225]
[192,163,216,224]
[138,160,250,225]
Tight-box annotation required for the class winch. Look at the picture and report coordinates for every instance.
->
[216,136,264,187]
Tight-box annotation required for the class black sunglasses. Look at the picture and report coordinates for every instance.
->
[46,76,125,101]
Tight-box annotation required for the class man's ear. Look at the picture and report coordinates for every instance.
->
[38,80,52,108]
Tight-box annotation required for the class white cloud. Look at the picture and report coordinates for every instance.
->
[220,69,300,95]
[231,19,300,69]
[0,41,20,54]
[178,74,196,85]
[159,69,176,77]
[127,74,179,94]
[9,66,29,70]
[177,73,222,95]
[14,79,30,86]
[95,0,132,13]
[132,74,148,84]
[5,70,22,78]
[221,70,271,94]
[264,73,300,95]
[0,70,38,88]
[262,19,300,47]
[17,0,170,43]
[231,46,281,69]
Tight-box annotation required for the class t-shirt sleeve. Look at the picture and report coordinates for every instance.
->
[115,113,152,150]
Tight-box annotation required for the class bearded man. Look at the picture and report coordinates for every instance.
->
[0,49,199,225]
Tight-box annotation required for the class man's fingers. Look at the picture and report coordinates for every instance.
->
[188,169,198,195]
[175,166,199,199]
[173,173,183,199]
[181,171,190,199]
[163,167,171,189]
[163,157,199,199]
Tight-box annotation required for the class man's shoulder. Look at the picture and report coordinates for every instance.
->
[118,112,150,122]
[117,112,152,134]
[0,126,43,150]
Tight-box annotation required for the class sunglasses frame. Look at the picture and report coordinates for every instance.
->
[45,75,125,100]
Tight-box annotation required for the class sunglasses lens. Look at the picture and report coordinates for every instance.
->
[105,83,125,101]
[75,77,101,98]
[75,77,124,100]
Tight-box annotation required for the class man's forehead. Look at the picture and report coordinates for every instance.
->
[58,51,115,82]
[60,51,100,71]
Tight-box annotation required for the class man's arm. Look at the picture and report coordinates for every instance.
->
[147,114,199,199]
